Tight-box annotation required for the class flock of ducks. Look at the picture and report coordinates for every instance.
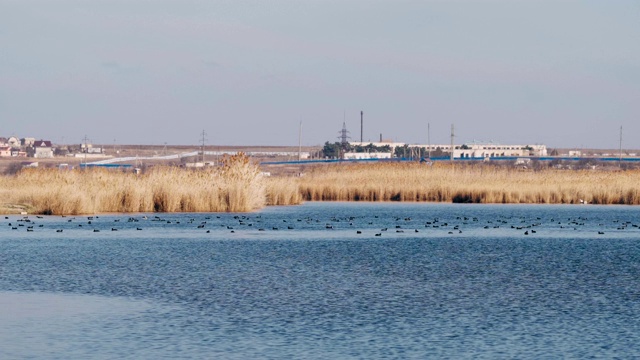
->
[3,213,638,237]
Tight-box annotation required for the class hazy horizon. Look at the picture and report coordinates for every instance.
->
[2,1,639,148]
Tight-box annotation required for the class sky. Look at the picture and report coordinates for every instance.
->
[1,0,639,149]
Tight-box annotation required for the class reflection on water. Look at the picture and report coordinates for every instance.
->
[0,292,153,359]
[1,203,640,358]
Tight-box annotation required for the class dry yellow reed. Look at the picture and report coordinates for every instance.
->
[0,153,270,215]
[3,160,640,215]
[265,176,303,206]
[297,162,640,205]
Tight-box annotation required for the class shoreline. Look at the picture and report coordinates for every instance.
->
[2,199,635,216]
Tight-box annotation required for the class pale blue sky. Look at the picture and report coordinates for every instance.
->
[1,0,639,148]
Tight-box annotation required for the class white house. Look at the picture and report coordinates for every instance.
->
[33,140,54,158]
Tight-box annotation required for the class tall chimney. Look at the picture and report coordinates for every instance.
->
[380,133,382,142]
[360,111,363,143]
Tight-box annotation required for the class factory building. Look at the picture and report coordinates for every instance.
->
[349,142,547,158]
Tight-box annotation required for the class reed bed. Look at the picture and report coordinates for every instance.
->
[3,160,640,214]
[298,162,640,205]
[265,176,304,206]
[0,153,273,215]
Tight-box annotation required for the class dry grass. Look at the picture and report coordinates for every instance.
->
[4,160,640,214]
[0,153,273,215]
[265,176,303,206]
[298,162,640,205]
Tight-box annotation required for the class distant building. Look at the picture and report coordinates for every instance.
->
[0,145,11,157]
[21,137,35,147]
[81,143,99,152]
[350,142,548,159]
[33,140,54,158]
[343,152,392,160]
[7,136,20,148]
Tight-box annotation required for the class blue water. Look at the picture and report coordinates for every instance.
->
[1,203,640,359]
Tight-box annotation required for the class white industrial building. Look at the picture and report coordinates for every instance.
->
[349,142,547,158]
[343,152,392,160]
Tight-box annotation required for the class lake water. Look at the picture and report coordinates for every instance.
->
[1,202,640,359]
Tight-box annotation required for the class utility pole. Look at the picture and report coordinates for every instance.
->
[619,126,623,168]
[298,120,302,161]
[427,123,431,159]
[200,130,207,164]
[450,124,455,162]
[82,135,89,168]
[339,121,350,146]
[360,111,363,143]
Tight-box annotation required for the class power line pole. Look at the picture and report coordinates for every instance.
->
[298,120,302,161]
[427,123,431,159]
[82,135,89,168]
[337,114,351,160]
[619,125,623,168]
[450,124,455,162]
[360,111,363,143]
[339,121,350,146]
[200,130,207,164]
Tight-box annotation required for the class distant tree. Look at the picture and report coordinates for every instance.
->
[352,143,393,154]
[394,145,409,158]
[321,142,342,159]
[54,146,69,156]
[431,147,449,158]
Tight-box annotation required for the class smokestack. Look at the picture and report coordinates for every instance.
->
[360,111,363,142]
[380,133,382,142]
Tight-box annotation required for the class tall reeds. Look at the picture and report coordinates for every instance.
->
[298,162,640,205]
[0,153,269,215]
[3,160,640,215]
[265,176,303,206]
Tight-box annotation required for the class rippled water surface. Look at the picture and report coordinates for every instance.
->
[1,203,640,358]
